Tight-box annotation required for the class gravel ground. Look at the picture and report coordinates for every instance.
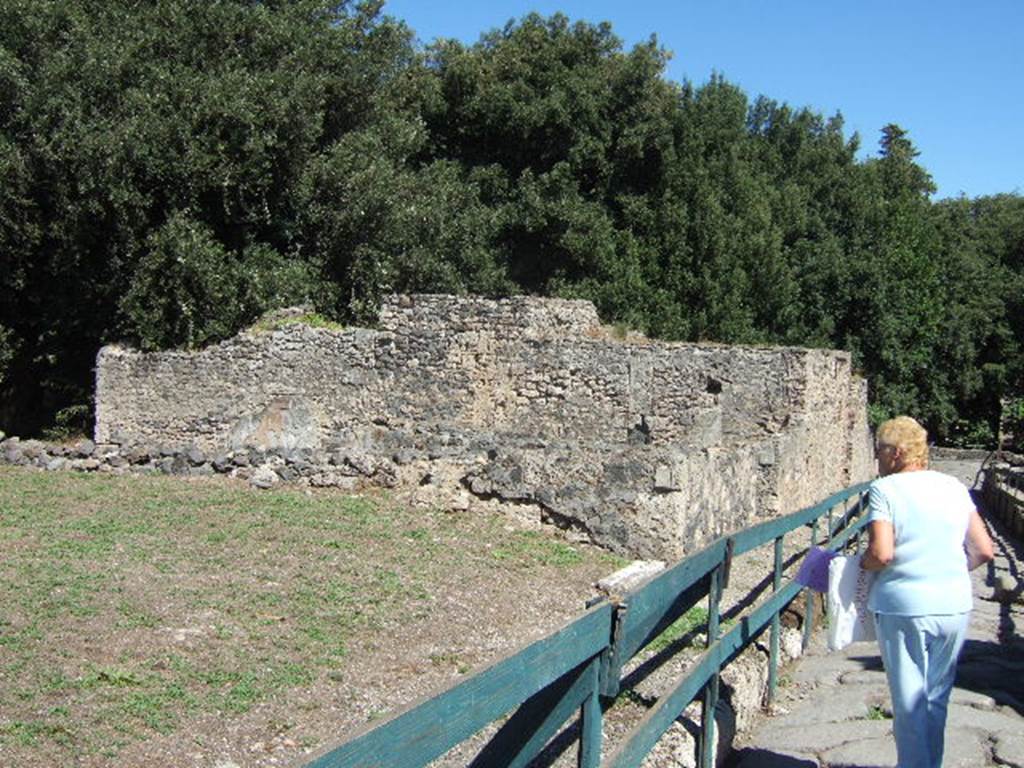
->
[0,468,623,768]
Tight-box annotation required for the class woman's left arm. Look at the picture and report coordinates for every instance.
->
[861,520,894,571]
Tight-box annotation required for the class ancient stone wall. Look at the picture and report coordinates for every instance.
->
[95,294,874,559]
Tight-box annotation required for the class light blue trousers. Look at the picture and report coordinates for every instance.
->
[874,612,970,768]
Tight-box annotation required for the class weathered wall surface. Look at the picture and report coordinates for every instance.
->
[95,294,873,559]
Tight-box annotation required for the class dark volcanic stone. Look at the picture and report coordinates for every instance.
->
[74,439,96,458]
[212,455,233,473]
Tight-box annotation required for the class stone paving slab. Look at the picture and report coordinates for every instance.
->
[837,668,888,686]
[820,727,989,768]
[945,702,1023,734]
[742,720,894,754]
[819,734,897,768]
[948,687,999,710]
[993,732,1024,768]
[788,640,880,686]
[777,685,888,726]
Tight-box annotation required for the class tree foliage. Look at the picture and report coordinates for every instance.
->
[1,3,1021,447]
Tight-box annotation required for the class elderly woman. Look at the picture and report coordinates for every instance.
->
[861,416,994,768]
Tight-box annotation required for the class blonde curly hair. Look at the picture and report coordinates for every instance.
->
[876,416,929,467]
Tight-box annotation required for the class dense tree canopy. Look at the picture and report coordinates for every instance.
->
[1,1,1021,447]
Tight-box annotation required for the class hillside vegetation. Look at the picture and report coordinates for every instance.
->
[1,1,1021,445]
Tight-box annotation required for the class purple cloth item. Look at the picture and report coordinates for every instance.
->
[795,546,835,593]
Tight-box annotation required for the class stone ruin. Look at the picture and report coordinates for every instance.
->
[92,294,874,560]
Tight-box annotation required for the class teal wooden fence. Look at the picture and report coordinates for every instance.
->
[303,482,870,768]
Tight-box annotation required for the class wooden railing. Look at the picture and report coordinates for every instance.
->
[303,482,871,768]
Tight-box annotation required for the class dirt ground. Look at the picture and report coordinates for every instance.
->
[0,460,868,768]
[0,467,626,768]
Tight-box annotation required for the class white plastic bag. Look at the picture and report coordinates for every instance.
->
[826,555,877,651]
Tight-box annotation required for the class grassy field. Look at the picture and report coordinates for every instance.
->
[0,467,624,766]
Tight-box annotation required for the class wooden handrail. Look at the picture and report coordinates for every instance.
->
[301,482,871,768]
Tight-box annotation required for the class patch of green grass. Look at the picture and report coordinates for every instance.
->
[115,601,160,629]
[250,312,344,334]
[81,665,144,688]
[120,684,191,733]
[866,704,891,720]
[610,322,632,340]
[646,605,710,655]
[0,466,622,761]
[205,529,229,544]
[429,651,471,674]
[222,675,262,714]
[492,531,585,567]
[0,719,75,747]
[269,662,314,688]
[612,688,647,708]
[0,622,42,651]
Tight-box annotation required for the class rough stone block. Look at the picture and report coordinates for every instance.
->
[250,465,280,489]
[596,560,666,596]
[20,440,46,460]
[654,464,680,492]
[994,732,1024,768]
[212,454,233,473]
[73,439,96,458]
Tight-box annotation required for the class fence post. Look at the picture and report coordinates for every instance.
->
[767,534,784,704]
[854,491,867,554]
[699,563,724,768]
[578,657,602,768]
[803,519,818,650]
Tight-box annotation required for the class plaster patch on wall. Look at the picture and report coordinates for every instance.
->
[228,396,321,453]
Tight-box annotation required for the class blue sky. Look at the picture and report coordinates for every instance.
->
[382,0,1022,200]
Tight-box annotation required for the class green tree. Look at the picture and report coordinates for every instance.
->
[421,13,683,327]
[929,195,1024,444]
[2,4,1022,447]
[0,0,423,432]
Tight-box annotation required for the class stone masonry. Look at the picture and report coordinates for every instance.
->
[94,294,874,560]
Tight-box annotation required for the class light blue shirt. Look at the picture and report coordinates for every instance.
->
[866,470,973,615]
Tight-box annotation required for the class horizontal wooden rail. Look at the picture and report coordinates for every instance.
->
[731,482,869,557]
[302,482,871,768]
[304,603,613,768]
